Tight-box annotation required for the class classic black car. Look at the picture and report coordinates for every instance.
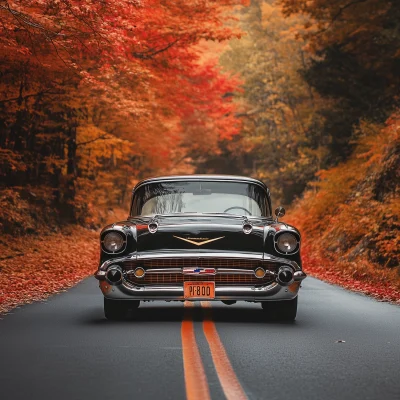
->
[95,175,306,320]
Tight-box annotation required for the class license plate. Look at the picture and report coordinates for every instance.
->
[184,282,215,299]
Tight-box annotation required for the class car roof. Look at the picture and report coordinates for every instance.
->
[133,174,269,192]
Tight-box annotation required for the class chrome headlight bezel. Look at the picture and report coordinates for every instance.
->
[101,231,127,254]
[274,231,300,255]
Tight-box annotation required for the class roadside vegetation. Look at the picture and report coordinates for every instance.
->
[0,227,97,314]
[206,0,400,301]
[0,0,246,313]
[0,0,244,232]
[290,114,400,302]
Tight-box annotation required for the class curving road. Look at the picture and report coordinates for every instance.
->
[0,277,399,400]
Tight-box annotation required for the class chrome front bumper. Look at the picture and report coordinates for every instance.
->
[95,251,306,302]
[96,272,306,302]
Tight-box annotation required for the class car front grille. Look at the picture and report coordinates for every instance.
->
[125,273,275,286]
[122,258,279,286]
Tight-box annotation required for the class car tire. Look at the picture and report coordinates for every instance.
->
[104,298,140,320]
[261,297,298,321]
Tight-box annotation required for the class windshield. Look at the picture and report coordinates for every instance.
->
[131,180,270,217]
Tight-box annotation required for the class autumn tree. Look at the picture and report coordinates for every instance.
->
[0,0,245,231]
[279,0,400,158]
[209,0,325,204]
[270,0,400,284]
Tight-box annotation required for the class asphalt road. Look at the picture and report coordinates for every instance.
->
[0,277,399,400]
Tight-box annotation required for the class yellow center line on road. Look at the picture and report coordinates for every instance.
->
[181,301,211,400]
[201,301,248,400]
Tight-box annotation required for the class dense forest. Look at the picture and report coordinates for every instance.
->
[0,0,244,231]
[211,0,400,295]
[0,1,399,305]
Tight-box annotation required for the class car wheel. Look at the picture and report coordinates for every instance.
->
[104,298,140,320]
[261,297,298,321]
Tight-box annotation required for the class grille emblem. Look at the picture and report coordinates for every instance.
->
[183,267,216,275]
[173,236,224,246]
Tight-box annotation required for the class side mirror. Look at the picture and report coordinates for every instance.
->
[274,206,286,222]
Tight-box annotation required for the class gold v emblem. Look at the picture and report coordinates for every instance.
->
[173,236,225,246]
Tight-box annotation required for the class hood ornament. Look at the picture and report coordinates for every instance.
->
[148,219,159,234]
[173,236,224,246]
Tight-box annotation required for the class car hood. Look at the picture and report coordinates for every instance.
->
[132,214,265,253]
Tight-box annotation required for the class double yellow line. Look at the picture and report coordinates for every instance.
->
[181,302,248,400]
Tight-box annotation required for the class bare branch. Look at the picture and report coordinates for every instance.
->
[133,39,179,59]
[0,89,63,105]
[0,3,65,39]
[331,0,369,23]
[315,0,369,36]
[77,134,110,147]
[235,107,263,118]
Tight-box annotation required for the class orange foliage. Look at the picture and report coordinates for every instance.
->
[0,227,98,314]
[279,0,396,60]
[218,0,326,204]
[289,111,400,301]
[0,0,245,228]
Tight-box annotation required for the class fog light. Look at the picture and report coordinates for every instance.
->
[255,267,266,278]
[277,266,294,286]
[105,266,123,285]
[134,267,146,278]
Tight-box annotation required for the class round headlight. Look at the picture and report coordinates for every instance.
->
[276,232,298,254]
[103,232,125,253]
